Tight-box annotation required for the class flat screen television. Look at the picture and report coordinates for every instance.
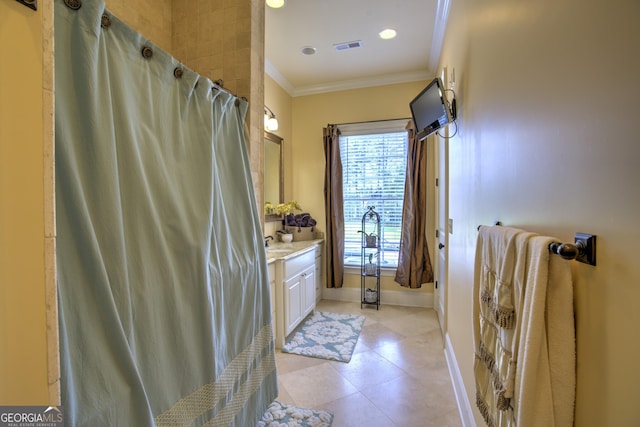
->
[409,77,455,140]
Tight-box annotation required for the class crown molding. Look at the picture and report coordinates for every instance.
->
[430,0,452,70]
[265,61,430,98]
[292,70,430,97]
[265,58,295,96]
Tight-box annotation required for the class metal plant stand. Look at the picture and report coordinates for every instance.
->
[360,206,381,310]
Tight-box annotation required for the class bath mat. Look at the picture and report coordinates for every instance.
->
[282,311,365,363]
[258,400,333,427]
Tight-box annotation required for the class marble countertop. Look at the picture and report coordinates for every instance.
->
[265,239,323,263]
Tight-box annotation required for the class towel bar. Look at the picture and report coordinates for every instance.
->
[549,233,596,265]
[548,241,581,260]
[477,224,596,266]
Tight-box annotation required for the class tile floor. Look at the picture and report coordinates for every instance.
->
[274,300,463,427]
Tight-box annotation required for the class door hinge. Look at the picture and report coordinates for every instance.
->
[435,229,439,238]
[435,178,439,187]
[435,280,438,289]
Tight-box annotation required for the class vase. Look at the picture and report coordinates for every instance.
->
[364,263,377,276]
[365,288,377,303]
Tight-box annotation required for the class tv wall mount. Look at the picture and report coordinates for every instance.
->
[15,0,37,11]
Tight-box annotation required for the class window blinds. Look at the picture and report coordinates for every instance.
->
[339,127,408,267]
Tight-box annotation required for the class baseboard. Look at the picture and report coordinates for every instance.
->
[321,287,433,308]
[444,333,476,427]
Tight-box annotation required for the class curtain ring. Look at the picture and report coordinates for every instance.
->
[64,0,81,10]
[101,14,111,28]
[141,46,153,59]
[173,68,184,79]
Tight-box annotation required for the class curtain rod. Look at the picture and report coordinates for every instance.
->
[211,79,246,101]
[328,117,411,127]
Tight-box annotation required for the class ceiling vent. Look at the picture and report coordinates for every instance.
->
[333,40,363,51]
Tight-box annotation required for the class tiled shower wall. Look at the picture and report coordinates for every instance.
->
[105,0,173,53]
[105,0,265,210]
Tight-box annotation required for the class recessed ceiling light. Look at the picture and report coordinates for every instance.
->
[378,28,397,40]
[301,46,317,55]
[266,0,285,8]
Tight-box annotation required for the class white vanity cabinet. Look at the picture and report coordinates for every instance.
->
[267,240,323,348]
[283,250,316,336]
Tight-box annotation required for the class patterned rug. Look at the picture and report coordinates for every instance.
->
[282,311,366,363]
[258,401,333,427]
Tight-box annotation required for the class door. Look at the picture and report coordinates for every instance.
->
[434,134,448,336]
[434,67,450,337]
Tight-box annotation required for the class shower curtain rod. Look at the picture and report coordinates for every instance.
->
[211,79,245,101]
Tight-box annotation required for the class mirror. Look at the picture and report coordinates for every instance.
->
[264,131,283,221]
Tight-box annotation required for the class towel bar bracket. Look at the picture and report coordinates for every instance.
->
[574,233,596,266]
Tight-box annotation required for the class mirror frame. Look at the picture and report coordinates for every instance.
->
[264,131,284,222]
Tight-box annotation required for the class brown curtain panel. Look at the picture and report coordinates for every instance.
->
[394,123,434,288]
[323,125,344,288]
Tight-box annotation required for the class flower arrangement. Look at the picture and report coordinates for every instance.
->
[264,200,301,216]
[275,200,302,216]
[264,201,275,215]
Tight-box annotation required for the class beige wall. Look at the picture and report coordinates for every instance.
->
[0,1,56,404]
[286,82,434,296]
[439,0,640,425]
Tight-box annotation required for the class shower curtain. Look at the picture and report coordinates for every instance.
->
[55,1,277,425]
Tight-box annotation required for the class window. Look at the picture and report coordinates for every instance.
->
[339,120,409,268]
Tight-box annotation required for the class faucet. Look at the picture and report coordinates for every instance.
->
[264,235,274,247]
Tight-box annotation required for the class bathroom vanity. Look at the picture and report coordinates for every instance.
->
[266,239,324,348]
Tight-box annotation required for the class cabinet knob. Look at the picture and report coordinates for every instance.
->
[438,243,445,249]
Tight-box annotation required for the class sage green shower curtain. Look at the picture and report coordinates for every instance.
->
[55,1,276,425]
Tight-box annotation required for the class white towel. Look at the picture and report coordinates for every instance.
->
[473,226,534,425]
[514,236,575,427]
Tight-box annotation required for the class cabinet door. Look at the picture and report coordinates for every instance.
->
[314,248,323,304]
[302,265,315,317]
[284,274,303,336]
